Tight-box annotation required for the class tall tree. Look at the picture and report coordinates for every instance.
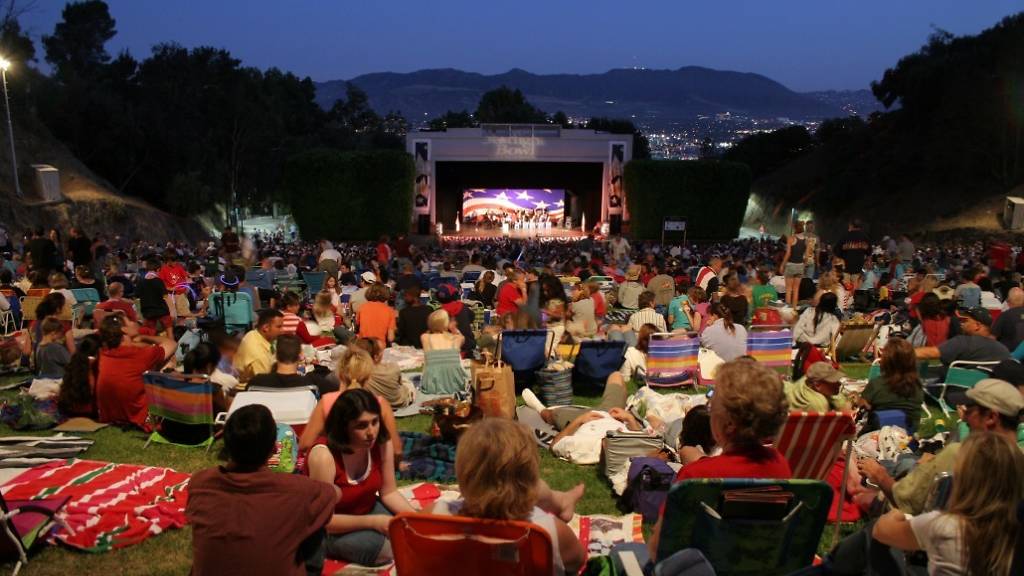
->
[427,109,475,130]
[475,86,548,124]
[42,0,115,82]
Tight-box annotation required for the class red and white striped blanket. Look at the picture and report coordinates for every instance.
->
[1,459,190,553]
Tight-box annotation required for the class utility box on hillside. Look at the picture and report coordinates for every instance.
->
[1004,196,1024,231]
[31,164,62,202]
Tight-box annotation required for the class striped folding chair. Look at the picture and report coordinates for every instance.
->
[643,333,700,388]
[746,326,793,371]
[774,410,856,542]
[142,371,223,451]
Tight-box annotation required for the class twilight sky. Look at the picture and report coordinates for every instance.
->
[19,0,1023,91]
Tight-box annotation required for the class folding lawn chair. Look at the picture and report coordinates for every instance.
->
[499,329,550,388]
[829,320,876,362]
[746,326,793,371]
[460,270,481,284]
[866,360,932,421]
[17,297,41,330]
[301,271,326,295]
[69,288,100,320]
[244,270,273,292]
[142,371,224,452]
[572,339,626,388]
[643,333,700,388]
[924,360,998,416]
[641,478,833,576]
[388,513,553,576]
[0,493,70,576]
[773,411,856,543]
[209,291,254,334]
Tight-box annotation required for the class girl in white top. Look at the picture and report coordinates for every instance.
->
[873,431,1024,576]
[427,418,585,575]
[620,323,658,381]
[794,292,842,347]
[323,274,342,310]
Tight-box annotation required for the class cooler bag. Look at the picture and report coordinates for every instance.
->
[618,456,676,523]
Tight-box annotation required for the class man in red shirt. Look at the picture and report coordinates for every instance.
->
[157,250,189,296]
[375,235,392,265]
[94,282,137,323]
[495,269,526,316]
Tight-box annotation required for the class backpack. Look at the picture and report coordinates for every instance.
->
[618,456,675,523]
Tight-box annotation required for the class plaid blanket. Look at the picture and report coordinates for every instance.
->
[1,459,190,552]
[396,432,457,483]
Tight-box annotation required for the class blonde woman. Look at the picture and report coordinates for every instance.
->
[873,431,1024,576]
[296,290,344,347]
[419,309,467,394]
[565,283,597,339]
[426,418,586,575]
[299,348,402,464]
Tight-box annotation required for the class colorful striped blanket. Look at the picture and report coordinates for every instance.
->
[1,459,190,553]
[396,432,457,483]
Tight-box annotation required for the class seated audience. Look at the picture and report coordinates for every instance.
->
[95,313,176,429]
[32,292,74,356]
[71,265,107,301]
[916,292,958,347]
[434,283,476,355]
[676,404,716,465]
[785,361,849,413]
[234,309,285,386]
[57,334,100,418]
[620,323,656,382]
[471,270,497,308]
[298,291,346,347]
[859,338,924,432]
[248,334,337,396]
[94,281,137,323]
[138,256,174,336]
[857,378,1023,515]
[647,359,791,562]
[627,290,667,333]
[794,292,842,347]
[35,317,71,379]
[395,287,430,347]
[992,286,1024,351]
[355,283,395,347]
[565,282,598,339]
[617,265,644,310]
[306,389,415,566]
[666,283,695,332]
[187,404,338,576]
[700,302,748,362]
[426,418,586,575]
[349,338,412,409]
[419,309,468,395]
[719,272,749,326]
[914,307,1010,372]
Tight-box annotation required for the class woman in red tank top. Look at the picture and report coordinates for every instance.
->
[307,389,414,566]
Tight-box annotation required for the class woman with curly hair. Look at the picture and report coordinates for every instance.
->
[647,359,791,561]
[427,418,585,575]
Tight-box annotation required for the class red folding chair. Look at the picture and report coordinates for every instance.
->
[388,513,553,576]
[774,410,856,541]
[0,493,69,576]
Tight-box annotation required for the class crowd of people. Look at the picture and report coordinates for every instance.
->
[1,218,1023,575]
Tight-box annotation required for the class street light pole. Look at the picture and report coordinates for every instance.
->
[0,57,21,198]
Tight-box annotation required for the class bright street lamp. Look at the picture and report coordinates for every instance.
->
[0,55,21,198]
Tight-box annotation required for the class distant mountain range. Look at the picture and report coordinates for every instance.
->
[315,67,880,124]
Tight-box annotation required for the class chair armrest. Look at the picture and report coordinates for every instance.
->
[619,550,645,576]
[214,412,228,426]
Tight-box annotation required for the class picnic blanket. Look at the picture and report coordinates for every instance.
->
[0,434,93,468]
[1,458,190,552]
[381,346,425,371]
[396,432,457,483]
[393,385,450,418]
[321,482,643,575]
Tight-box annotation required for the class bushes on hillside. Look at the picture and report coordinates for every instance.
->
[283,149,415,240]
[625,160,751,240]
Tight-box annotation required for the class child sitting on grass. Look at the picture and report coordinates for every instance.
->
[35,317,71,380]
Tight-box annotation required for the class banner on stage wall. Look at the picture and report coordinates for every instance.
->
[607,142,626,216]
[414,140,431,215]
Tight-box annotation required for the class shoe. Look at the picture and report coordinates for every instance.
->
[521,388,547,413]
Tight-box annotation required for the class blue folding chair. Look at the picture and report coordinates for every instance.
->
[499,329,550,389]
[572,340,626,388]
[301,271,326,295]
[69,288,101,319]
[460,270,482,284]
[245,270,273,292]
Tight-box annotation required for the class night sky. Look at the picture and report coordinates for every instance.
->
[19,0,1023,91]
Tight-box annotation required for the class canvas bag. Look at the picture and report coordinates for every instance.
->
[618,456,675,523]
[471,353,516,419]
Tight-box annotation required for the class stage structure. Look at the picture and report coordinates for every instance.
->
[407,124,632,237]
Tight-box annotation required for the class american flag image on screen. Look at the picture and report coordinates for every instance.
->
[462,189,564,220]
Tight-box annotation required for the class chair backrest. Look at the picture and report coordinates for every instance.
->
[573,340,626,384]
[389,513,553,576]
[867,361,881,381]
[874,409,911,432]
[461,270,482,283]
[945,361,998,387]
[244,270,273,291]
[429,275,458,292]
[69,288,100,304]
[831,323,875,361]
[746,328,793,369]
[19,296,43,323]
[499,329,550,372]
[210,292,254,331]
[774,411,856,480]
[142,371,215,425]
[656,479,833,573]
[26,288,50,298]
[645,334,699,378]
[301,271,326,294]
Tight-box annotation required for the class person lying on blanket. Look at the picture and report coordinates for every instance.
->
[188,404,338,576]
[522,371,661,465]
[424,418,587,575]
[306,388,415,567]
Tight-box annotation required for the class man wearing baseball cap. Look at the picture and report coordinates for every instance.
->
[914,307,1010,377]
[859,378,1023,514]
[785,362,850,413]
[349,271,377,314]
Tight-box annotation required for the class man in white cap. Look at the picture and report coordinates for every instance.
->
[858,378,1023,514]
[349,271,376,314]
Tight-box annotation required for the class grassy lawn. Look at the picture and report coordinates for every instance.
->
[0,362,914,575]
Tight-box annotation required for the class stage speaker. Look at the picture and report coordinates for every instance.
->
[417,215,431,235]
[609,215,623,235]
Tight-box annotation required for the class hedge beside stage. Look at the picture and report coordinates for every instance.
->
[283,149,415,240]
[625,160,752,240]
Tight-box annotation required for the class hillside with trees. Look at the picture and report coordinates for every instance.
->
[725,14,1024,238]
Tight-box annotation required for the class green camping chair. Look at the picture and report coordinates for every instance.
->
[925,360,998,416]
[654,479,833,576]
[142,371,224,451]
